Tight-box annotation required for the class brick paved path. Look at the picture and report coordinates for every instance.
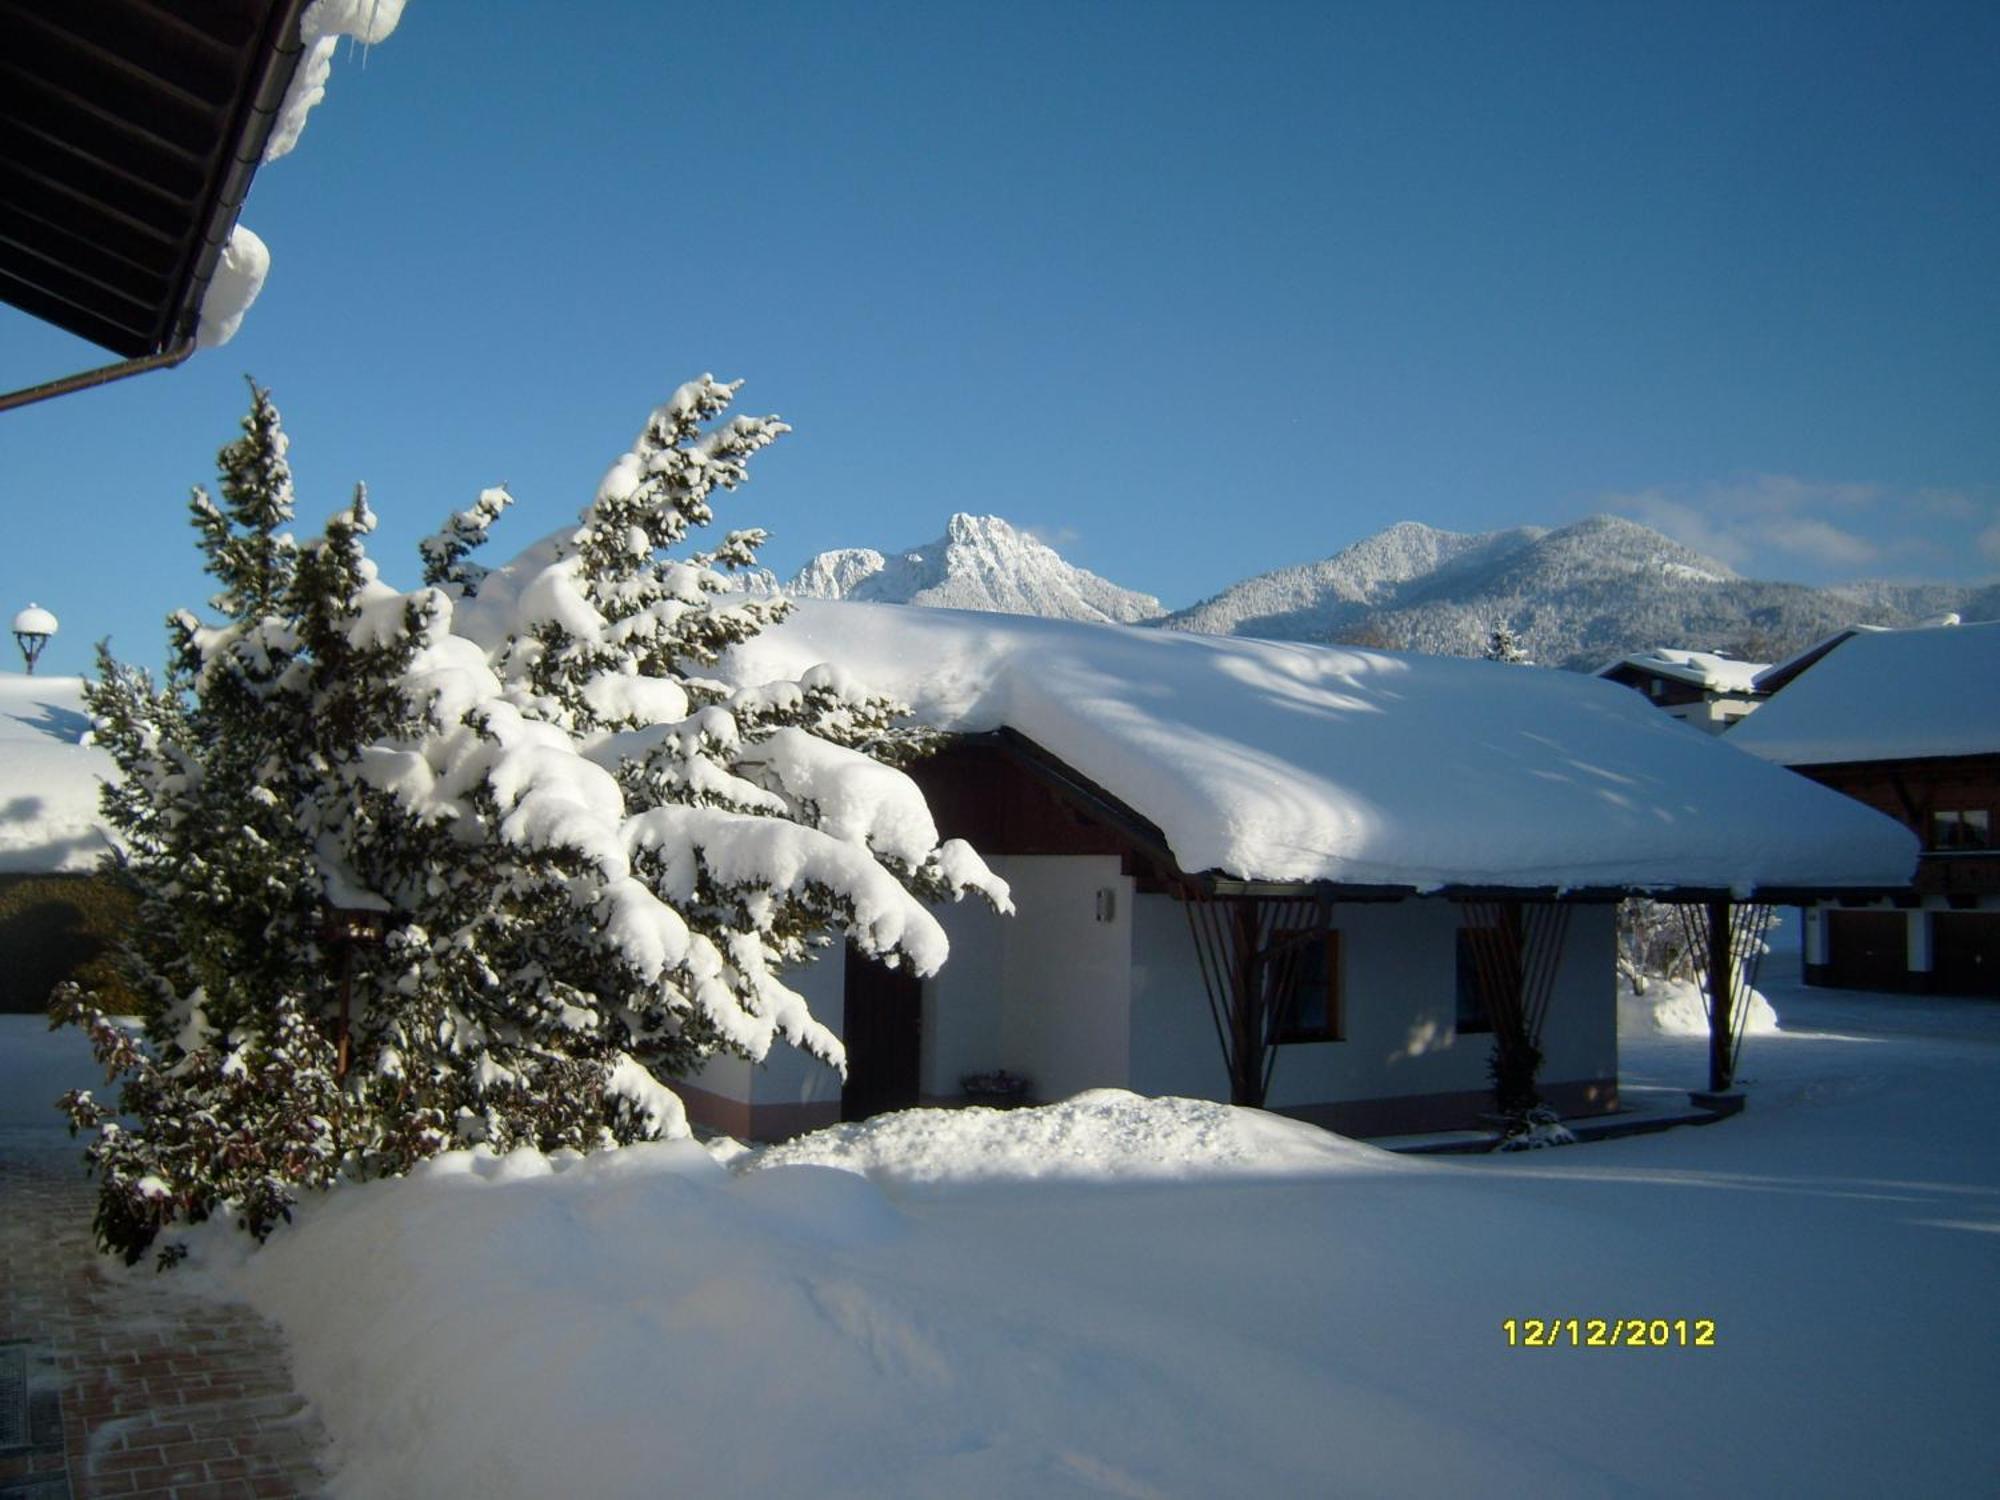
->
[1,1140,333,1500]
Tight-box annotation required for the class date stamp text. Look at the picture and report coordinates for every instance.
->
[1502,1317,1717,1348]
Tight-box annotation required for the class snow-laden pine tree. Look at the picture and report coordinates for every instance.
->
[61,386,430,1259]
[1482,622,1531,664]
[61,377,1006,1265]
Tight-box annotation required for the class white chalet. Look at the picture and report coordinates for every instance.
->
[687,603,1917,1141]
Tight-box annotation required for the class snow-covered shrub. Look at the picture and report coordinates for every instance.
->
[1617,976,1780,1039]
[1495,1103,1576,1151]
[1616,897,1694,995]
[60,378,1006,1266]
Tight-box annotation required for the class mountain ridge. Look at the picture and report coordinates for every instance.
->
[781,512,1994,668]
[782,513,1164,625]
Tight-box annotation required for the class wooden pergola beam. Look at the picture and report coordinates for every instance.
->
[1672,898,1776,1101]
[1181,889,1328,1109]
[1706,898,1734,1097]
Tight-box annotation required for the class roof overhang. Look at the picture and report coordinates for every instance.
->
[1199,878,1911,906]
[963,730,1908,906]
[0,0,310,366]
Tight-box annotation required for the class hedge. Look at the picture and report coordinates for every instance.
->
[0,873,139,1014]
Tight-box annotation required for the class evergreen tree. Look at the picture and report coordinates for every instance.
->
[60,386,423,1261]
[1482,622,1531,664]
[60,377,1007,1266]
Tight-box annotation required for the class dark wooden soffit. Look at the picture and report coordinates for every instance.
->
[0,0,310,357]
[1208,878,1917,907]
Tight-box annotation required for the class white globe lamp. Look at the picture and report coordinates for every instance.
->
[12,604,58,674]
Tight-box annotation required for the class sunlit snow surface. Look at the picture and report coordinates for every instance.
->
[15,932,1999,1499]
[722,600,1916,891]
[263,0,409,163]
[0,673,115,873]
[1603,646,1768,694]
[191,0,408,347]
[744,1088,1397,1185]
[192,225,269,349]
[1728,618,2000,766]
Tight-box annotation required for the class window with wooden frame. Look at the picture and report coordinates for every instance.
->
[1266,928,1342,1043]
[1930,809,1992,851]
[1455,926,1517,1035]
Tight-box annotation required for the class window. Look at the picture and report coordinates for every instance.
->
[1455,928,1517,1035]
[1931,810,1992,851]
[1268,930,1341,1043]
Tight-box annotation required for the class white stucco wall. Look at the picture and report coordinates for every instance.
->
[682,883,1619,1126]
[1262,900,1482,1110]
[1532,902,1618,1090]
[924,880,1008,1097]
[1129,895,1619,1111]
[1129,891,1231,1100]
[993,855,1133,1103]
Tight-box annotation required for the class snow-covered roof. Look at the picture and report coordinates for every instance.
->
[1728,620,2000,767]
[721,601,1916,894]
[0,674,116,875]
[1598,648,1766,695]
[1751,624,1889,695]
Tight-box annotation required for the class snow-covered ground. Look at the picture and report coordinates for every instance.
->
[10,936,1996,1498]
[0,672,116,873]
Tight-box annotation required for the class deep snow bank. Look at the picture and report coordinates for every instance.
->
[742,1088,1395,1185]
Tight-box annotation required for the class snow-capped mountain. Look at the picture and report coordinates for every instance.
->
[1161,515,1991,668]
[785,514,1164,625]
[776,512,1993,669]
[1160,520,1552,640]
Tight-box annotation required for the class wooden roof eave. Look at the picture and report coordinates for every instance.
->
[1203,877,1918,907]
[0,0,314,412]
[166,0,314,352]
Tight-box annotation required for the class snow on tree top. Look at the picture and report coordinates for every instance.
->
[720,600,1918,894]
[0,672,116,873]
[1727,618,2000,767]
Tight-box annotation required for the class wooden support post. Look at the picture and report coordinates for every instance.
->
[1706,898,1733,1095]
[1230,900,1263,1107]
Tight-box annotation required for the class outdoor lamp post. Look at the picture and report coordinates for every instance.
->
[322,906,388,1080]
[12,603,57,673]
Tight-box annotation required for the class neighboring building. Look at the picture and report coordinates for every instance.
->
[1729,620,2000,996]
[1596,649,1769,734]
[684,603,1916,1140]
[0,673,130,1012]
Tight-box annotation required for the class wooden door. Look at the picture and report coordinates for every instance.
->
[841,945,922,1121]
[1826,910,1909,990]
[1934,913,2000,996]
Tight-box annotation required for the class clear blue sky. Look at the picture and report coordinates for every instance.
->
[3,0,1996,677]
